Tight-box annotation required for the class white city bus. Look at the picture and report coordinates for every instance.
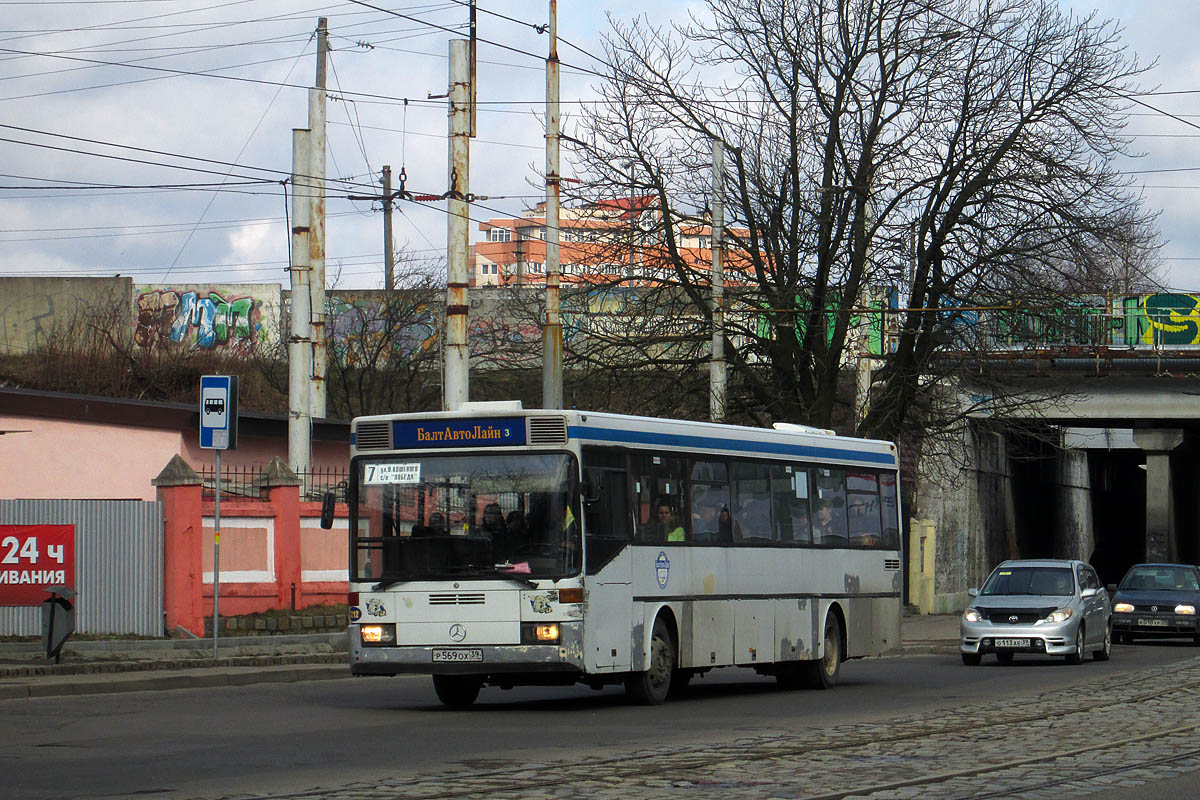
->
[336,402,902,705]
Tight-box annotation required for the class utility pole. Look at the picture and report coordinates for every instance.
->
[288,129,312,475]
[542,0,562,410]
[382,165,395,292]
[308,17,329,421]
[444,39,471,411]
[710,139,726,423]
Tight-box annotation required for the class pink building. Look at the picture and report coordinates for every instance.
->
[0,387,349,501]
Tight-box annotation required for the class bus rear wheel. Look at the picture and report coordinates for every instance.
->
[803,613,842,690]
[432,675,482,707]
[626,617,675,705]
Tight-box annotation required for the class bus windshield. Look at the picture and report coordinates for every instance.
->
[351,452,581,582]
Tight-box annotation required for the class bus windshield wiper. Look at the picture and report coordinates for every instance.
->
[447,565,537,588]
[372,577,412,591]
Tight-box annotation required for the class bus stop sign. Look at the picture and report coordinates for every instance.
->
[199,375,238,450]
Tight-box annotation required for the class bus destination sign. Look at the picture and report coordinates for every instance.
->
[393,417,526,449]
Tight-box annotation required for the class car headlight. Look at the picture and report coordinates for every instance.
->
[1113,602,1134,613]
[1175,605,1196,615]
[1044,608,1073,623]
[963,608,984,623]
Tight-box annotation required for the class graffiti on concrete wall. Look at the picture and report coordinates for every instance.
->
[1122,293,1200,347]
[326,295,438,366]
[135,287,264,351]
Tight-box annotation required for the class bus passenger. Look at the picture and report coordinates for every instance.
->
[648,501,685,543]
[813,500,845,544]
[481,503,506,539]
[427,512,448,536]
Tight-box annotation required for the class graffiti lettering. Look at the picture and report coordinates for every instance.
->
[136,289,259,351]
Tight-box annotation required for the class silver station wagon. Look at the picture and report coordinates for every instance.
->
[960,559,1112,665]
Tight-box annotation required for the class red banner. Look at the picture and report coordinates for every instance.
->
[0,525,75,606]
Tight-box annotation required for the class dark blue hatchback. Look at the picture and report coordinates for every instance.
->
[1110,563,1200,645]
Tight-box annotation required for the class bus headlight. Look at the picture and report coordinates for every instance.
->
[1113,602,1134,613]
[521,622,561,643]
[1176,605,1196,615]
[360,623,396,646]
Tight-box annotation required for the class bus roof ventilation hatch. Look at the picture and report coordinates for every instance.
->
[354,420,392,450]
[528,415,568,445]
[772,422,836,436]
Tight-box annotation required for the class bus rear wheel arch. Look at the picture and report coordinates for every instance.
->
[802,607,844,690]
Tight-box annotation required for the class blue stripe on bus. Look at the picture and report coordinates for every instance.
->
[566,425,896,466]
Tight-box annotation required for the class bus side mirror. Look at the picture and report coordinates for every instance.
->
[320,492,336,529]
[581,471,602,504]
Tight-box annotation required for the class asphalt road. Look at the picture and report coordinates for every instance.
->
[5,641,1200,800]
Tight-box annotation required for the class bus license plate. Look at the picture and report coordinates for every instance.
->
[1138,618,1168,627]
[994,638,1028,648]
[432,648,483,663]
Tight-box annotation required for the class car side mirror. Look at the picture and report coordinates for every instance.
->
[320,492,336,529]
[967,588,978,597]
[1081,587,1099,598]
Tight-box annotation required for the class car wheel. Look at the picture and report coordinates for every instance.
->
[432,675,482,707]
[625,617,675,705]
[1093,624,1111,661]
[962,652,982,666]
[996,651,1014,665]
[1066,624,1086,665]
[803,613,843,689]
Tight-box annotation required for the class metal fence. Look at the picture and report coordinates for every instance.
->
[200,464,349,503]
[0,500,163,636]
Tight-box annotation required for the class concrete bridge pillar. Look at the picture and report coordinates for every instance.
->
[1132,429,1184,563]
[1055,449,1093,562]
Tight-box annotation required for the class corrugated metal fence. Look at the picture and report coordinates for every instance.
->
[0,500,163,636]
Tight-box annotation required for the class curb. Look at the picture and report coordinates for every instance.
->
[0,662,353,700]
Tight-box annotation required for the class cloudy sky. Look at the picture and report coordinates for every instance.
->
[1,1,1198,291]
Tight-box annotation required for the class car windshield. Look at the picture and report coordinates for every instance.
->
[981,566,1075,596]
[351,452,581,581]
[1119,566,1200,592]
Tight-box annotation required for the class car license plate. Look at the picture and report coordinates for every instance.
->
[1138,618,1168,627]
[432,648,483,663]
[994,638,1029,648]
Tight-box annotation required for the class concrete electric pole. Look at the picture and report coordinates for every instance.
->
[444,39,471,411]
[542,0,563,410]
[308,17,329,421]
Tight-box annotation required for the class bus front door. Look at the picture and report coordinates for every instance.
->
[586,548,632,672]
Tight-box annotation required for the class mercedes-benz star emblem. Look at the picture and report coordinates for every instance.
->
[449,623,467,642]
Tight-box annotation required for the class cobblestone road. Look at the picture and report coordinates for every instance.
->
[214,656,1200,800]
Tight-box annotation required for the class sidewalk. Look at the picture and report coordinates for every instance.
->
[0,613,961,700]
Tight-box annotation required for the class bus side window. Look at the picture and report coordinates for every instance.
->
[689,460,730,544]
[846,471,882,547]
[632,454,686,544]
[772,465,811,544]
[879,473,900,549]
[813,468,848,545]
[583,467,632,575]
[731,461,772,543]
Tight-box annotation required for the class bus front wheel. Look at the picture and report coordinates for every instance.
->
[626,617,675,705]
[803,613,842,690]
[432,674,482,707]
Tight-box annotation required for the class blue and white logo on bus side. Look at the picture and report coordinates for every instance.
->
[655,551,670,589]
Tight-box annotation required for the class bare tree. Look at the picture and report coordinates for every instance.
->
[566,0,1157,444]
